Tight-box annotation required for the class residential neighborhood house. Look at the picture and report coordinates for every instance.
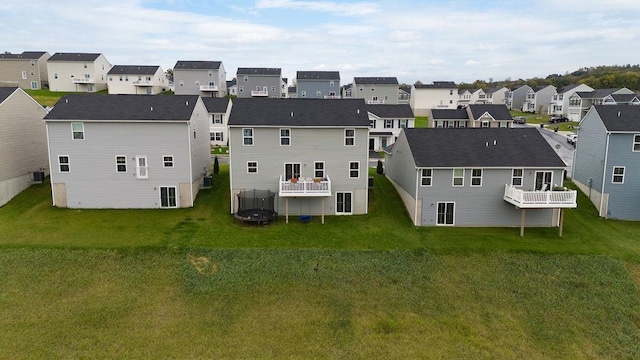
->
[505,85,532,111]
[44,94,210,208]
[485,87,509,106]
[567,88,635,121]
[352,77,399,104]
[47,52,112,92]
[547,84,594,117]
[429,104,513,128]
[227,98,370,222]
[367,104,414,151]
[107,65,168,95]
[236,67,283,98]
[0,87,49,206]
[573,105,640,220]
[410,81,458,116]
[0,51,50,90]
[521,85,556,113]
[202,97,232,147]
[173,60,227,97]
[296,71,340,99]
[384,127,576,233]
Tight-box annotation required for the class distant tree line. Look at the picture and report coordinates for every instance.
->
[456,64,640,91]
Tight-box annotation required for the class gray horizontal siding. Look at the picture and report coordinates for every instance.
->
[602,133,640,220]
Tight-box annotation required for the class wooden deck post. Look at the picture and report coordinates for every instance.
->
[558,208,564,237]
[520,208,526,237]
[321,198,325,224]
[285,198,289,224]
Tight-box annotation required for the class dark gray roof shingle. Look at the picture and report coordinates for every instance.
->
[237,68,281,76]
[366,104,414,118]
[354,77,398,85]
[296,71,340,80]
[594,105,640,132]
[174,61,222,70]
[430,108,469,120]
[202,97,229,113]
[228,98,369,127]
[48,53,102,62]
[0,51,48,60]
[467,104,512,120]
[403,128,566,168]
[575,88,626,99]
[415,81,457,89]
[44,94,200,121]
[107,65,160,75]
[0,87,18,103]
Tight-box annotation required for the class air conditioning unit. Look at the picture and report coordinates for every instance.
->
[33,171,45,183]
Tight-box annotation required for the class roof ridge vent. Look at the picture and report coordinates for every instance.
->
[618,111,621,116]
[150,106,153,111]
[65,98,68,104]
[186,101,189,106]
[494,140,497,146]
[290,111,294,117]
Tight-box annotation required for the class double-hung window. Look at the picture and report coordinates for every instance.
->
[71,122,84,140]
[471,169,482,186]
[384,120,393,128]
[399,119,408,128]
[280,128,291,146]
[115,156,127,172]
[612,166,625,184]
[511,169,523,186]
[349,161,359,178]
[633,135,640,151]
[345,129,355,146]
[213,114,222,124]
[420,169,432,186]
[247,161,258,174]
[58,156,70,172]
[243,128,254,146]
[452,169,464,186]
[314,162,325,178]
[163,155,174,168]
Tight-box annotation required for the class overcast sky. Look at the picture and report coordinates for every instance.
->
[2,0,639,85]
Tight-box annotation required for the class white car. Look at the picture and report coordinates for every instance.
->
[567,134,578,145]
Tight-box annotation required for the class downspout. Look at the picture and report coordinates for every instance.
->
[228,129,234,214]
[599,132,610,217]
[364,127,369,215]
[414,168,420,226]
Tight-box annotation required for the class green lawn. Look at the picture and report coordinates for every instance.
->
[25,89,109,107]
[1,165,640,358]
[415,116,428,128]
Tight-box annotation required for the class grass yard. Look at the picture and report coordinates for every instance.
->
[1,165,640,358]
[414,116,428,128]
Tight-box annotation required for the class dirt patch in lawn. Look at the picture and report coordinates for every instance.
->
[188,254,218,275]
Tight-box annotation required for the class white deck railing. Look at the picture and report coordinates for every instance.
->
[503,184,577,208]
[200,85,219,91]
[279,176,331,197]
[251,90,269,97]
[72,78,93,83]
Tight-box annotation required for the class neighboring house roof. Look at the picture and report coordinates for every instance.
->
[288,86,297,92]
[202,97,229,113]
[0,51,47,59]
[575,88,625,99]
[173,60,222,70]
[237,67,281,76]
[354,77,398,85]
[485,87,506,94]
[467,104,512,120]
[107,65,160,75]
[458,89,470,95]
[48,52,102,62]
[366,104,414,118]
[297,71,340,80]
[430,108,468,120]
[556,84,582,94]
[0,87,18,103]
[531,85,553,92]
[228,98,369,127]
[227,79,236,87]
[610,93,637,103]
[592,105,640,132]
[403,128,567,168]
[415,81,457,89]
[44,94,200,121]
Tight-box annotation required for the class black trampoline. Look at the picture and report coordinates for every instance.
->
[234,189,278,225]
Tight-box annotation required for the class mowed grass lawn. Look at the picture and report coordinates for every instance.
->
[1,165,640,358]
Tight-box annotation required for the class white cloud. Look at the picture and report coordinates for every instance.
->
[255,0,381,16]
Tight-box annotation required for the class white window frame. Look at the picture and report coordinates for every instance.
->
[349,161,360,179]
[284,163,301,180]
[336,192,353,215]
[420,169,432,186]
[135,156,148,179]
[213,114,222,124]
[633,134,640,152]
[115,156,127,173]
[345,129,355,146]
[314,161,325,178]
[511,169,524,187]
[452,169,464,187]
[436,202,455,226]
[159,186,177,208]
[211,132,223,142]
[280,128,291,146]
[612,166,625,184]
[399,119,408,128]
[243,128,254,146]
[21,71,27,80]
[247,161,258,174]
[31,81,38,89]
[384,119,393,128]
[58,155,70,173]
[471,168,482,187]
[163,155,174,168]
[71,122,84,140]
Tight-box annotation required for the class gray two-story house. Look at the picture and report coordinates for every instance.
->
[296,71,340,98]
[173,60,227,97]
[505,85,532,110]
[573,105,640,220]
[228,98,370,222]
[236,67,283,98]
[430,104,513,128]
[0,51,50,90]
[0,87,49,206]
[44,94,210,209]
[385,128,576,233]
[352,77,399,104]
[367,104,414,150]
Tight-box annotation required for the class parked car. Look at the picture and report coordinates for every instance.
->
[567,134,578,145]
[513,116,526,124]
[549,116,568,123]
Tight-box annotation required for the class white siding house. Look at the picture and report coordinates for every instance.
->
[410,81,458,116]
[47,53,112,92]
[107,65,168,95]
[44,94,210,208]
